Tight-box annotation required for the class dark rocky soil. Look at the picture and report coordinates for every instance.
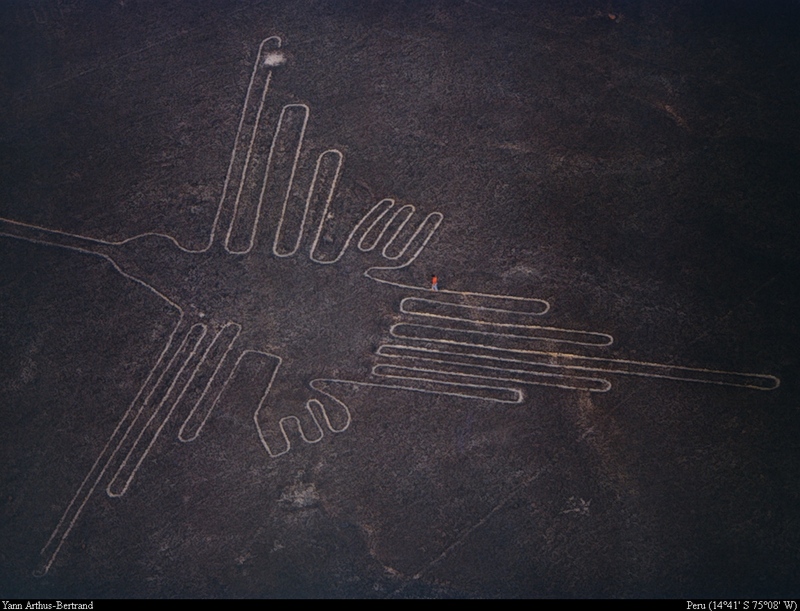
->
[1,0,798,598]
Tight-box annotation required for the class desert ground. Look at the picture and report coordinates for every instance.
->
[1,0,798,598]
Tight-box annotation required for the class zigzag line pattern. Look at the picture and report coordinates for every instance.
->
[353,293,780,400]
[0,36,779,578]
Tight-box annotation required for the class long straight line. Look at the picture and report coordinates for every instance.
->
[389,465,551,597]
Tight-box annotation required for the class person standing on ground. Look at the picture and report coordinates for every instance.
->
[431,274,438,291]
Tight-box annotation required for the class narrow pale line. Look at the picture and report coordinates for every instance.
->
[379,205,415,260]
[177,322,243,442]
[224,67,279,252]
[228,103,311,254]
[3,30,778,582]
[401,296,553,324]
[392,321,612,349]
[357,199,396,252]
[400,299,613,344]
[389,465,551,597]
[36,311,189,576]
[365,264,550,314]
[373,363,611,393]
[3,37,283,258]
[273,105,312,257]
[251,351,322,458]
[311,197,401,265]
[106,323,208,497]
[381,332,779,390]
[26,24,225,96]
[306,150,349,262]
[210,36,281,251]
[310,377,523,405]
[375,348,613,391]
[309,379,354,432]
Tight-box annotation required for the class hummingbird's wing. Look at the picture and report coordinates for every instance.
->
[36,311,246,575]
